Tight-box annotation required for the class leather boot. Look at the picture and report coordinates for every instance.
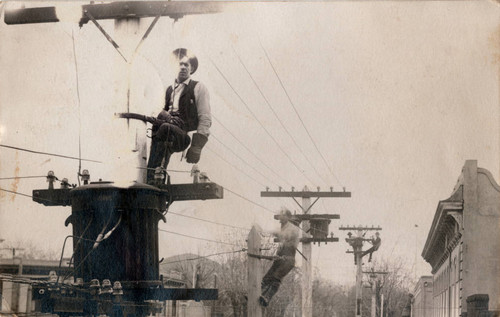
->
[147,138,166,184]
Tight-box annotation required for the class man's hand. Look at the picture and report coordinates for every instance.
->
[152,110,170,131]
[157,110,170,121]
[186,133,208,163]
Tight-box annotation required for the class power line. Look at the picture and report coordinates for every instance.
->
[259,40,344,188]
[0,144,102,163]
[205,144,268,188]
[209,57,318,187]
[231,45,330,187]
[0,176,46,180]
[210,133,277,186]
[0,188,43,201]
[219,184,274,213]
[71,27,83,187]
[168,211,250,232]
[158,228,242,247]
[161,249,246,265]
[212,115,292,187]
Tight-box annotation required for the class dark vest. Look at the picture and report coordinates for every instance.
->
[164,80,198,132]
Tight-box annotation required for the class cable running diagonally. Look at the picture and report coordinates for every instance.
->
[259,40,344,188]
[209,133,279,186]
[231,45,330,187]
[212,115,292,187]
[169,211,250,231]
[209,58,318,188]
[205,147,267,188]
[215,182,275,214]
[0,176,46,180]
[0,144,101,163]
[161,249,246,265]
[0,188,56,204]
[158,229,242,247]
[71,28,83,186]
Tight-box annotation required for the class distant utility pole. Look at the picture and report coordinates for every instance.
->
[363,269,388,317]
[0,247,25,258]
[340,226,382,317]
[261,186,351,317]
[247,226,263,317]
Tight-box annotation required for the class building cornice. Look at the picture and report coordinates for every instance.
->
[430,231,461,274]
[422,185,463,266]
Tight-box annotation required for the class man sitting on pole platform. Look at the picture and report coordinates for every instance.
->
[362,232,381,262]
[146,48,211,185]
[259,208,300,307]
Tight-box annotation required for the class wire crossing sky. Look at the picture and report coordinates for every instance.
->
[0,1,498,284]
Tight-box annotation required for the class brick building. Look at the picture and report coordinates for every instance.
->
[0,257,71,314]
[422,160,500,317]
[411,276,433,317]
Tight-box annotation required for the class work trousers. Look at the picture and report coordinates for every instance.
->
[146,121,190,183]
[261,257,295,302]
[362,246,379,261]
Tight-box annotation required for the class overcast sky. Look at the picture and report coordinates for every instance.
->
[0,1,499,285]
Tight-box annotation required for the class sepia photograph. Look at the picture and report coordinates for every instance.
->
[0,1,498,316]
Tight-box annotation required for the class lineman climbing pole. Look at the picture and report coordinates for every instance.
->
[261,186,351,317]
[340,226,382,317]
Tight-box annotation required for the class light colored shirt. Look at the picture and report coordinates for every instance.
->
[276,221,300,255]
[169,78,211,136]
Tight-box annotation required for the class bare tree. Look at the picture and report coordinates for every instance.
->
[372,257,415,317]
[0,239,58,260]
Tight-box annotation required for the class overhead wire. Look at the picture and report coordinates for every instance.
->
[168,211,250,232]
[205,145,268,188]
[259,39,344,188]
[209,57,319,188]
[218,184,274,214]
[0,173,276,233]
[231,45,330,187]
[158,228,242,247]
[210,133,278,186]
[71,27,83,186]
[0,188,53,203]
[212,115,292,187]
[0,144,102,163]
[161,249,247,265]
[0,176,46,180]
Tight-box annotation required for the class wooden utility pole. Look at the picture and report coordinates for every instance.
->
[340,226,382,317]
[363,270,388,317]
[5,1,222,184]
[381,293,384,317]
[247,226,263,317]
[301,191,312,317]
[261,186,350,317]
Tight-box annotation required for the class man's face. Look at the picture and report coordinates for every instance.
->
[279,214,289,225]
[177,56,191,82]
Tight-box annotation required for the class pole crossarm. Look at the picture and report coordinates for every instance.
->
[346,237,373,243]
[301,237,339,244]
[275,237,339,243]
[4,1,224,25]
[261,190,351,198]
[79,2,223,25]
[261,185,350,317]
[32,183,223,207]
[339,226,382,231]
[273,214,340,221]
[247,253,276,261]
